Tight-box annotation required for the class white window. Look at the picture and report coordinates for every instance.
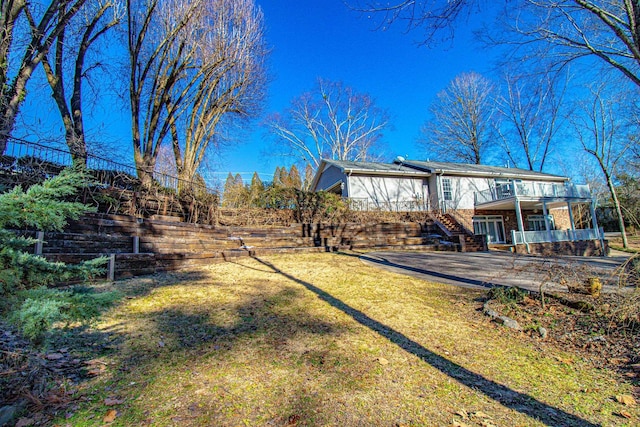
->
[442,178,452,201]
[473,215,506,243]
[527,215,554,231]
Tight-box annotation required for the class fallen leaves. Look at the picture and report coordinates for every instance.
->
[103,409,118,423]
[615,394,637,406]
[104,397,125,406]
[45,353,64,361]
[454,409,469,419]
[616,410,633,419]
[85,359,108,376]
[472,411,491,419]
[15,418,35,427]
[376,357,389,365]
[553,355,574,365]
[612,394,636,420]
[453,409,496,426]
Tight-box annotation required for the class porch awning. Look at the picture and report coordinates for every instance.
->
[476,196,592,211]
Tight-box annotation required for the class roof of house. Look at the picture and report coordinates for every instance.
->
[396,160,569,181]
[311,158,569,191]
[310,159,432,191]
[321,159,431,175]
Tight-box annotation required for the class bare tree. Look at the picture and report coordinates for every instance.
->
[571,82,634,248]
[266,79,390,170]
[496,72,568,171]
[498,1,640,89]
[169,0,267,192]
[353,1,640,90]
[126,0,265,191]
[420,71,496,164]
[126,0,198,188]
[41,0,120,165]
[350,0,481,46]
[0,0,89,153]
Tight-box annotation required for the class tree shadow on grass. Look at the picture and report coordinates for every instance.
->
[250,255,599,427]
[149,288,343,351]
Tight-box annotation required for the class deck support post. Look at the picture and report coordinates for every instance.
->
[514,198,529,253]
[542,201,552,242]
[567,201,576,241]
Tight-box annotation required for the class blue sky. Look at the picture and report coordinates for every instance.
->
[17,0,500,187]
[221,0,498,182]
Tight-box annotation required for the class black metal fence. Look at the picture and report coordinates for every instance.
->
[1,138,219,224]
[1,137,213,194]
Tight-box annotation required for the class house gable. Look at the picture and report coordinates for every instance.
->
[311,159,431,210]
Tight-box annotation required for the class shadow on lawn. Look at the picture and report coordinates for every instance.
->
[150,287,343,351]
[250,255,598,427]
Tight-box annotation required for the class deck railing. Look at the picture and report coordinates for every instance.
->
[475,181,591,205]
[347,197,426,212]
[511,228,601,244]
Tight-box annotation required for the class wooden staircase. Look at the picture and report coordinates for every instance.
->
[432,213,487,252]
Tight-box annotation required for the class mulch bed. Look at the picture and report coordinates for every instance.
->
[0,322,104,426]
[488,289,640,380]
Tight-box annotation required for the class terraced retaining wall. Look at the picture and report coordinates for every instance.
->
[31,213,463,279]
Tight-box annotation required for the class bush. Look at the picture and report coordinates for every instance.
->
[9,286,121,343]
[0,167,109,343]
[488,286,528,306]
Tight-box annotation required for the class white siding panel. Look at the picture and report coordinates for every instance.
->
[349,175,425,209]
[441,176,494,210]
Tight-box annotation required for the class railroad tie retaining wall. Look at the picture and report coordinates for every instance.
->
[29,213,458,279]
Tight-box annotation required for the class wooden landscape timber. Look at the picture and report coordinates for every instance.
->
[24,212,475,279]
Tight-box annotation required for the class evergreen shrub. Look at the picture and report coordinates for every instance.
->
[0,168,115,344]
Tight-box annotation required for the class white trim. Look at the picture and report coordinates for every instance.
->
[473,215,506,244]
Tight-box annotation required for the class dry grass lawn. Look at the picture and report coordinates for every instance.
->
[58,252,638,426]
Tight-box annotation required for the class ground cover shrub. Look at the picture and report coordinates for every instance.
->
[0,168,113,344]
[9,286,121,343]
[487,286,528,307]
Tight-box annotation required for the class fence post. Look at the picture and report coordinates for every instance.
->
[108,254,116,281]
[34,231,44,255]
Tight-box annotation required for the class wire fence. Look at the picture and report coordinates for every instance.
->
[1,137,214,194]
[1,138,219,224]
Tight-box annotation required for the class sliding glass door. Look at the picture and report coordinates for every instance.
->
[473,215,506,243]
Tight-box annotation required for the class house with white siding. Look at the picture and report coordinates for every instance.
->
[311,159,604,254]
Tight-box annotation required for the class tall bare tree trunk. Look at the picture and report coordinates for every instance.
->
[605,169,629,249]
[41,1,118,166]
[0,0,88,153]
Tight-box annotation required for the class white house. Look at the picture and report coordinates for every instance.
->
[311,159,603,253]
[311,160,431,211]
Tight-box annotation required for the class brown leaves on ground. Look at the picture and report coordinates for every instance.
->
[376,356,389,365]
[489,290,640,376]
[616,410,633,419]
[453,409,498,427]
[15,418,35,427]
[616,394,637,406]
[104,397,125,406]
[103,409,118,423]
